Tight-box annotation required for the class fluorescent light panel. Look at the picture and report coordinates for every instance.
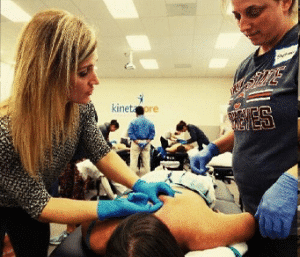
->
[126,35,151,51]
[215,33,241,49]
[140,59,159,70]
[209,59,228,69]
[103,0,139,19]
[2,0,31,22]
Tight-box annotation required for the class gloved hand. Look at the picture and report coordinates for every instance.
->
[97,192,162,221]
[138,142,148,149]
[190,143,219,175]
[133,179,175,204]
[254,173,298,239]
[177,139,187,144]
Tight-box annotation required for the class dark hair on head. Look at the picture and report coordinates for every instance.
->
[176,145,187,153]
[176,121,187,131]
[105,213,185,257]
[110,119,119,129]
[135,106,144,115]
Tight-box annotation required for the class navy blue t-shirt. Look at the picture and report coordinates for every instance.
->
[227,25,298,216]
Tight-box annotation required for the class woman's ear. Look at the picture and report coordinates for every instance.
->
[280,0,293,14]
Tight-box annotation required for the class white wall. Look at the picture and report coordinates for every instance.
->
[0,62,14,102]
[91,77,233,146]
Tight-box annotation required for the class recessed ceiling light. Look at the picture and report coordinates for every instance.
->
[1,0,31,22]
[140,59,159,69]
[103,0,139,19]
[209,58,228,68]
[126,36,151,51]
[215,33,241,49]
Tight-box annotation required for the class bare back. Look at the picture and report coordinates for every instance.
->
[81,186,255,255]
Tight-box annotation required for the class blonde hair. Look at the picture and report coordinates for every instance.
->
[9,9,97,176]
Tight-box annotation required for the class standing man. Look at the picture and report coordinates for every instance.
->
[128,106,155,176]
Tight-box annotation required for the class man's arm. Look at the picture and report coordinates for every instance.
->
[127,122,137,142]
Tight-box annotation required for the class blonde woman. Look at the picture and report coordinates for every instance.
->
[0,10,174,256]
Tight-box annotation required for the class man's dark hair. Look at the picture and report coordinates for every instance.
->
[110,119,119,129]
[176,121,187,131]
[135,106,144,115]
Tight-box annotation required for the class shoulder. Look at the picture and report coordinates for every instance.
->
[0,116,12,145]
[0,116,15,160]
[79,102,96,115]
[188,124,198,130]
[79,102,98,122]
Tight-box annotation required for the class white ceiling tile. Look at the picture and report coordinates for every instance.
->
[141,17,170,37]
[12,0,48,16]
[1,0,258,78]
[134,0,167,17]
[169,16,196,36]
[196,0,222,15]
[195,15,223,35]
[40,0,82,16]
[115,19,145,35]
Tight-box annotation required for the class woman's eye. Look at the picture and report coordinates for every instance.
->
[233,12,241,21]
[78,70,88,78]
[246,6,264,18]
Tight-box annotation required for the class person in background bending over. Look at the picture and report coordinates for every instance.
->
[176,121,210,151]
[99,119,119,147]
[0,10,174,257]
[128,106,155,176]
[190,0,298,256]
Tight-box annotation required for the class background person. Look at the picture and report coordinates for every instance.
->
[128,106,155,176]
[0,10,173,256]
[176,121,210,150]
[191,0,298,256]
[99,119,119,147]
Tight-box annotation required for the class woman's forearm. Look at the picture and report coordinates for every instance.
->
[216,212,256,246]
[213,130,234,154]
[96,150,139,189]
[39,197,98,224]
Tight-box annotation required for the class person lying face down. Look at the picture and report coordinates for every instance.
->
[81,171,256,256]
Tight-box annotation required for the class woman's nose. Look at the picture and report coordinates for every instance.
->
[239,16,252,34]
[91,70,100,86]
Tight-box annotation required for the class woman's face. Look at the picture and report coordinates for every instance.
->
[231,0,293,53]
[69,52,99,104]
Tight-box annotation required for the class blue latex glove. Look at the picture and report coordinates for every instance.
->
[190,143,219,175]
[97,192,162,221]
[254,173,298,239]
[138,142,148,149]
[133,179,175,204]
[177,139,187,144]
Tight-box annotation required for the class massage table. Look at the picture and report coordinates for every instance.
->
[49,177,247,257]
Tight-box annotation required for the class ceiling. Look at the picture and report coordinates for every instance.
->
[1,0,257,78]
